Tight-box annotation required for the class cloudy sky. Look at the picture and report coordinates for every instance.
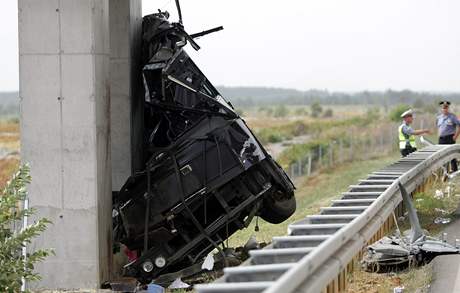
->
[1,0,459,92]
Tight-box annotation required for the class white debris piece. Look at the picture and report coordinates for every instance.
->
[202,253,215,271]
[168,278,190,289]
[434,217,451,225]
[435,189,444,199]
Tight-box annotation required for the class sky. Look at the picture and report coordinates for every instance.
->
[1,0,459,92]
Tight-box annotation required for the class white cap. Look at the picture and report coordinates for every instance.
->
[400,109,414,118]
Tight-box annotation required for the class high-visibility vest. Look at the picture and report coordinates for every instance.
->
[398,124,416,150]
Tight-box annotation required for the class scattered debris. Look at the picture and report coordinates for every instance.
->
[201,253,214,271]
[434,208,449,215]
[434,189,444,199]
[433,217,451,225]
[393,286,405,293]
[362,183,459,273]
[146,283,165,293]
[168,278,190,289]
[243,235,260,251]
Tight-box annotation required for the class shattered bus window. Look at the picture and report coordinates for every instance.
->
[112,10,296,283]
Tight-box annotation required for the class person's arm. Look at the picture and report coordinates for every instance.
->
[453,115,460,141]
[454,128,460,141]
[402,125,430,136]
[413,129,431,135]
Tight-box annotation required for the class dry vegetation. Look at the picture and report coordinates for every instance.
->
[0,120,20,187]
[346,264,432,293]
[0,157,19,188]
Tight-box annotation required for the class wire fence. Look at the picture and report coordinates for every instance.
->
[285,115,437,179]
[286,122,403,179]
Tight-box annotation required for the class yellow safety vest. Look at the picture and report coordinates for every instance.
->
[398,124,416,150]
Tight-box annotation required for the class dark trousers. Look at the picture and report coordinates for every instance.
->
[439,134,458,172]
[400,146,416,157]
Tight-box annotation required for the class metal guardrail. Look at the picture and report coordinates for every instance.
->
[195,144,460,293]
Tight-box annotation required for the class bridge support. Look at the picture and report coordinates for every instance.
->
[19,0,141,290]
[109,0,143,191]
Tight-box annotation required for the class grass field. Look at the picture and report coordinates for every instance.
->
[228,154,398,248]
[244,105,372,129]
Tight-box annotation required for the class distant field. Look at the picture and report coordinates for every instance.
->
[243,104,373,130]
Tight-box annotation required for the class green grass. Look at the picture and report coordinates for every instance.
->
[255,115,375,145]
[227,154,399,247]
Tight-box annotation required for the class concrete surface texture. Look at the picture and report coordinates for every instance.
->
[109,0,142,191]
[430,210,460,292]
[18,0,141,290]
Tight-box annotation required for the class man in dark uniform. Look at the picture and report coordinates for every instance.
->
[436,100,460,171]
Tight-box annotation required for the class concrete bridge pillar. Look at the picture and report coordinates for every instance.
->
[110,0,143,191]
[18,0,142,290]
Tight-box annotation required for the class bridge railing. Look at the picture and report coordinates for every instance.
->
[196,144,460,293]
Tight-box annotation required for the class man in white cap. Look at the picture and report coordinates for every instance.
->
[398,109,430,157]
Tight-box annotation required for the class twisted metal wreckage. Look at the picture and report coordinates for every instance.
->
[361,138,460,272]
[112,6,296,283]
[110,3,460,288]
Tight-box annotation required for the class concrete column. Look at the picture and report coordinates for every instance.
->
[109,0,143,191]
[19,0,112,290]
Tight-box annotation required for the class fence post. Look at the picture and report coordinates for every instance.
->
[307,154,312,176]
[291,164,295,178]
[319,145,323,166]
[298,159,302,176]
[349,132,354,161]
[329,142,333,167]
[339,139,343,163]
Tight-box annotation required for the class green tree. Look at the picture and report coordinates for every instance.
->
[0,165,53,292]
[389,104,411,122]
[310,102,323,118]
[273,105,289,118]
[294,107,308,116]
[323,108,333,118]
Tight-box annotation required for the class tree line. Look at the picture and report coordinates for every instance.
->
[218,87,460,108]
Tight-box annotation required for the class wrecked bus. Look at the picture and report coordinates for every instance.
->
[112,10,296,282]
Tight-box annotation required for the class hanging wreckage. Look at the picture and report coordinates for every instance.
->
[112,3,296,283]
[362,183,459,272]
